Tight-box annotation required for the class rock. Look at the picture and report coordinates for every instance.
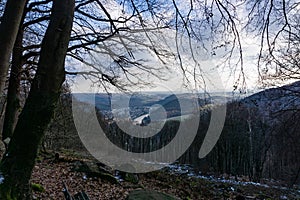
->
[124,173,139,184]
[126,189,180,200]
[71,161,118,184]
[141,115,151,126]
[117,171,139,184]
[96,172,119,184]
[96,162,113,174]
[115,163,139,184]
[0,140,6,157]
[3,137,10,146]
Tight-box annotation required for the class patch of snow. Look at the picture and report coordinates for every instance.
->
[166,163,300,194]
[0,173,4,184]
[114,171,123,182]
[280,195,288,200]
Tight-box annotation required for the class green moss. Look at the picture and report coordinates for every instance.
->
[31,183,45,193]
[175,177,181,185]
[0,185,17,200]
[35,155,43,163]
[190,181,197,187]
[124,173,139,184]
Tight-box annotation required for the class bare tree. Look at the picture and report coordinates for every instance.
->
[243,0,300,85]
[0,0,74,198]
[0,0,298,198]
[0,0,27,94]
[2,12,26,142]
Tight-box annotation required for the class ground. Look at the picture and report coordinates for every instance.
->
[31,151,300,200]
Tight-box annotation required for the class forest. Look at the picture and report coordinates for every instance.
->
[0,0,299,199]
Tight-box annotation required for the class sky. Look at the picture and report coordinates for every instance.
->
[70,29,261,94]
[68,0,275,95]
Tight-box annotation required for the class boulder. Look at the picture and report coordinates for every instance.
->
[117,170,139,184]
[72,161,118,184]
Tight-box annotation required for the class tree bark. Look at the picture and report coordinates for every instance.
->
[0,0,74,199]
[0,0,28,94]
[2,22,24,142]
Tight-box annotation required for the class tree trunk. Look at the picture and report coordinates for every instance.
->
[2,22,24,142]
[0,0,28,94]
[0,0,74,199]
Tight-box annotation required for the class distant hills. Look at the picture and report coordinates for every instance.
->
[242,81,300,123]
[73,92,229,122]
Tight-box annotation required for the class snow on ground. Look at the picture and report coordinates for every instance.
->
[167,163,300,195]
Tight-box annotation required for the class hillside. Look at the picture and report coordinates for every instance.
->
[242,81,300,121]
[41,81,300,199]
[203,81,300,184]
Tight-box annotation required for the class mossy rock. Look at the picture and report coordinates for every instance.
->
[118,171,139,184]
[116,163,139,184]
[126,189,180,200]
[124,173,139,184]
[95,172,118,184]
[72,161,118,184]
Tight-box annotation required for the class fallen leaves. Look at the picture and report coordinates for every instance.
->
[31,153,299,200]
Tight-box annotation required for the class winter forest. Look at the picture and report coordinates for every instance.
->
[0,0,299,199]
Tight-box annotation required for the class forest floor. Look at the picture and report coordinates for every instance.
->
[31,150,300,200]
